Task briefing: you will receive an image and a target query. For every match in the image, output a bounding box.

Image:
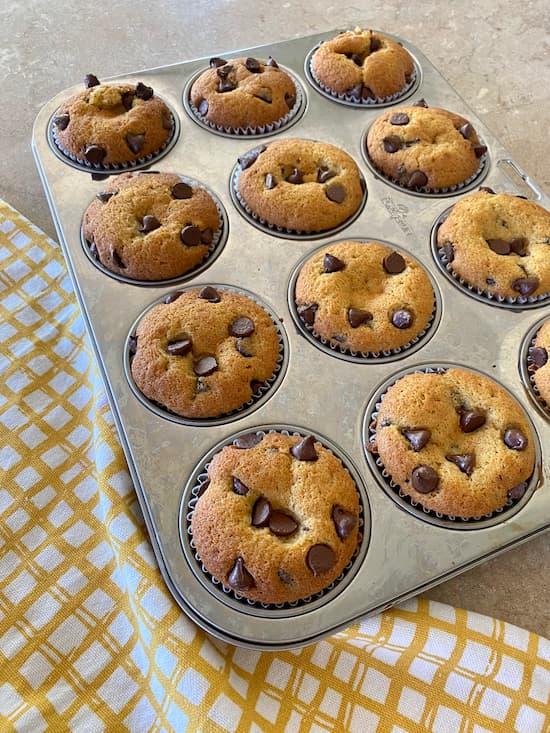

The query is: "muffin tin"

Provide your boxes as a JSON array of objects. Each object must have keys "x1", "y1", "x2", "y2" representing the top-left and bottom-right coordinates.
[{"x1": 32, "y1": 29, "x2": 550, "y2": 650}]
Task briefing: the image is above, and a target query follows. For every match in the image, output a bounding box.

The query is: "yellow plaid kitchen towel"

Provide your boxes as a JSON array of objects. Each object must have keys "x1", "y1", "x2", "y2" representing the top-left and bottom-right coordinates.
[{"x1": 0, "y1": 198, "x2": 549, "y2": 733}]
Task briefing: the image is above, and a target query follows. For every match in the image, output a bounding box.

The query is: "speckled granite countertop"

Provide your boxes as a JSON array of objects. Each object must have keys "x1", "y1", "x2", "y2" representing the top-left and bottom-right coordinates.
[{"x1": 2, "y1": 0, "x2": 549, "y2": 636}]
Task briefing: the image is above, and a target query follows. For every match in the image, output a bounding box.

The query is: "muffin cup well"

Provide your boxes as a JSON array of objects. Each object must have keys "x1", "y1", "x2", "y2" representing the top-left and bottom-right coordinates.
[
  {"x1": 124, "y1": 285, "x2": 288, "y2": 426},
  {"x1": 431, "y1": 205, "x2": 550, "y2": 309},
  {"x1": 519, "y1": 317, "x2": 550, "y2": 419},
  {"x1": 362, "y1": 364, "x2": 541, "y2": 529},
  {"x1": 180, "y1": 426, "x2": 369, "y2": 615},
  {"x1": 183, "y1": 65, "x2": 306, "y2": 138},
  {"x1": 81, "y1": 175, "x2": 229, "y2": 286}
]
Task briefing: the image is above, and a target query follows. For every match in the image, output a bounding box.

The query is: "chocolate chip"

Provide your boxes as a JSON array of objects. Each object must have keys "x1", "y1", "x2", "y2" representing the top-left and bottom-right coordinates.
[
  {"x1": 297, "y1": 303, "x2": 318, "y2": 326},
  {"x1": 459, "y1": 409, "x2": 486, "y2": 433},
  {"x1": 446, "y1": 453, "x2": 475, "y2": 475},
  {"x1": 135, "y1": 82, "x2": 154, "y2": 100},
  {"x1": 285, "y1": 92, "x2": 296, "y2": 108},
  {"x1": 245, "y1": 57, "x2": 262, "y2": 73},
  {"x1": 486, "y1": 278, "x2": 496, "y2": 285},
  {"x1": 121, "y1": 91, "x2": 135, "y2": 111},
  {"x1": 180, "y1": 225, "x2": 202, "y2": 246},
  {"x1": 347, "y1": 308, "x2": 373, "y2": 328},
  {"x1": 230, "y1": 317, "x2": 255, "y2": 337},
  {"x1": 278, "y1": 569, "x2": 293, "y2": 585},
  {"x1": 126, "y1": 133, "x2": 145, "y2": 155},
  {"x1": 232, "y1": 477, "x2": 249, "y2": 495},
  {"x1": 411, "y1": 465, "x2": 439, "y2": 493},
  {"x1": 218, "y1": 78, "x2": 236, "y2": 93},
  {"x1": 459, "y1": 122, "x2": 474, "y2": 140},
  {"x1": 201, "y1": 228, "x2": 213, "y2": 245},
  {"x1": 198, "y1": 98, "x2": 208, "y2": 116},
  {"x1": 139, "y1": 215, "x2": 161, "y2": 233},
  {"x1": 383, "y1": 135, "x2": 402, "y2": 153},
  {"x1": 317, "y1": 167, "x2": 337, "y2": 184},
  {"x1": 508, "y1": 482, "x2": 528, "y2": 501},
  {"x1": 383, "y1": 251, "x2": 406, "y2": 274},
  {"x1": 325, "y1": 183, "x2": 346, "y2": 203},
  {"x1": 286, "y1": 168, "x2": 303, "y2": 184},
  {"x1": 487, "y1": 238, "x2": 511, "y2": 255},
  {"x1": 196, "y1": 477, "x2": 210, "y2": 497},
  {"x1": 443, "y1": 242, "x2": 455, "y2": 263},
  {"x1": 390, "y1": 112, "x2": 409, "y2": 125},
  {"x1": 348, "y1": 53, "x2": 363, "y2": 66},
  {"x1": 112, "y1": 250, "x2": 126, "y2": 269},
  {"x1": 161, "y1": 111, "x2": 172, "y2": 130},
  {"x1": 228, "y1": 557, "x2": 254, "y2": 591},
  {"x1": 474, "y1": 145, "x2": 487, "y2": 158},
  {"x1": 290, "y1": 435, "x2": 318, "y2": 461},
  {"x1": 269, "y1": 511, "x2": 298, "y2": 537},
  {"x1": 236, "y1": 338, "x2": 253, "y2": 357},
  {"x1": 84, "y1": 145, "x2": 106, "y2": 164},
  {"x1": 370, "y1": 35, "x2": 381, "y2": 52},
  {"x1": 407, "y1": 170, "x2": 428, "y2": 188},
  {"x1": 193, "y1": 356, "x2": 218, "y2": 376},
  {"x1": 323, "y1": 253, "x2": 345, "y2": 273},
  {"x1": 331, "y1": 334, "x2": 347, "y2": 343},
  {"x1": 84, "y1": 74, "x2": 100, "y2": 88},
  {"x1": 89, "y1": 241, "x2": 99, "y2": 260},
  {"x1": 255, "y1": 88, "x2": 272, "y2": 103},
  {"x1": 53, "y1": 113, "x2": 70, "y2": 130},
  {"x1": 402, "y1": 428, "x2": 431, "y2": 451},
  {"x1": 167, "y1": 338, "x2": 192, "y2": 356},
  {"x1": 530, "y1": 346, "x2": 548, "y2": 369},
  {"x1": 332, "y1": 505, "x2": 357, "y2": 539},
  {"x1": 164, "y1": 291, "x2": 183, "y2": 304},
  {"x1": 265, "y1": 173, "x2": 276, "y2": 189},
  {"x1": 479, "y1": 186, "x2": 495, "y2": 194},
  {"x1": 307, "y1": 544, "x2": 336, "y2": 576},
  {"x1": 250, "y1": 380, "x2": 263, "y2": 394},
  {"x1": 238, "y1": 146, "x2": 266, "y2": 170},
  {"x1": 266, "y1": 56, "x2": 279, "y2": 68},
  {"x1": 512, "y1": 276, "x2": 539, "y2": 296},
  {"x1": 172, "y1": 182, "x2": 193, "y2": 199},
  {"x1": 391, "y1": 309, "x2": 413, "y2": 329},
  {"x1": 510, "y1": 237, "x2": 528, "y2": 256},
  {"x1": 413, "y1": 98, "x2": 428, "y2": 107},
  {"x1": 96, "y1": 191, "x2": 114, "y2": 203},
  {"x1": 234, "y1": 433, "x2": 263, "y2": 449},
  {"x1": 210, "y1": 57, "x2": 227, "y2": 68},
  {"x1": 503, "y1": 428, "x2": 528, "y2": 451},
  {"x1": 128, "y1": 335, "x2": 138, "y2": 354},
  {"x1": 252, "y1": 497, "x2": 271, "y2": 526},
  {"x1": 198, "y1": 286, "x2": 220, "y2": 302}
]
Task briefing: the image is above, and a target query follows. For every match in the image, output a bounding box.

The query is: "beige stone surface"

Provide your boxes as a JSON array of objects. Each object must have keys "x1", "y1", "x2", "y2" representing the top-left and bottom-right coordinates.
[{"x1": 1, "y1": 1, "x2": 549, "y2": 636}]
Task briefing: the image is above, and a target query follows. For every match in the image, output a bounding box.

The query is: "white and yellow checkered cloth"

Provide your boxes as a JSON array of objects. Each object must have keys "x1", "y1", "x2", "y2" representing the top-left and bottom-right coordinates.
[{"x1": 0, "y1": 199, "x2": 549, "y2": 733}]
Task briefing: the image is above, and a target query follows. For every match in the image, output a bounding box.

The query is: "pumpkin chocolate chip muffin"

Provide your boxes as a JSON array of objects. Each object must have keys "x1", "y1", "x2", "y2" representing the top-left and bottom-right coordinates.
[
  {"x1": 189, "y1": 55, "x2": 298, "y2": 132},
  {"x1": 437, "y1": 189, "x2": 550, "y2": 300},
  {"x1": 235, "y1": 138, "x2": 365, "y2": 232},
  {"x1": 370, "y1": 368, "x2": 535, "y2": 518},
  {"x1": 190, "y1": 431, "x2": 360, "y2": 604},
  {"x1": 366, "y1": 103, "x2": 486, "y2": 191},
  {"x1": 52, "y1": 73, "x2": 173, "y2": 167},
  {"x1": 130, "y1": 287, "x2": 280, "y2": 418},
  {"x1": 82, "y1": 172, "x2": 221, "y2": 281},
  {"x1": 294, "y1": 240, "x2": 435, "y2": 353}
]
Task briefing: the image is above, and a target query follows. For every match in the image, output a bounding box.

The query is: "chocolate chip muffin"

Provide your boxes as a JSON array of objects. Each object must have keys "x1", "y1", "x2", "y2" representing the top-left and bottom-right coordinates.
[
  {"x1": 529, "y1": 318, "x2": 550, "y2": 406},
  {"x1": 295, "y1": 241, "x2": 435, "y2": 353},
  {"x1": 52, "y1": 74, "x2": 173, "y2": 167},
  {"x1": 236, "y1": 138, "x2": 365, "y2": 232},
  {"x1": 82, "y1": 172, "x2": 221, "y2": 281},
  {"x1": 189, "y1": 56, "x2": 298, "y2": 132},
  {"x1": 366, "y1": 103, "x2": 487, "y2": 191},
  {"x1": 190, "y1": 431, "x2": 360, "y2": 603},
  {"x1": 370, "y1": 368, "x2": 535, "y2": 518},
  {"x1": 130, "y1": 287, "x2": 281, "y2": 418},
  {"x1": 437, "y1": 189, "x2": 550, "y2": 300},
  {"x1": 311, "y1": 28, "x2": 415, "y2": 101}
]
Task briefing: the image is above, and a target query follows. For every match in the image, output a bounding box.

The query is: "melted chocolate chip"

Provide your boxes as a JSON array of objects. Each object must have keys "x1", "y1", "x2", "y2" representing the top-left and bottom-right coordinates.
[
  {"x1": 265, "y1": 173, "x2": 276, "y2": 189},
  {"x1": 325, "y1": 183, "x2": 346, "y2": 203},
  {"x1": 232, "y1": 477, "x2": 249, "y2": 495},
  {"x1": 277, "y1": 568, "x2": 293, "y2": 585},
  {"x1": 446, "y1": 453, "x2": 475, "y2": 475},
  {"x1": 402, "y1": 428, "x2": 431, "y2": 452},
  {"x1": 474, "y1": 145, "x2": 487, "y2": 158},
  {"x1": 218, "y1": 78, "x2": 236, "y2": 93},
  {"x1": 307, "y1": 544, "x2": 336, "y2": 576},
  {"x1": 230, "y1": 317, "x2": 255, "y2": 337},
  {"x1": 443, "y1": 241, "x2": 455, "y2": 263},
  {"x1": 407, "y1": 170, "x2": 428, "y2": 188},
  {"x1": 96, "y1": 191, "x2": 114, "y2": 203},
  {"x1": 197, "y1": 478, "x2": 210, "y2": 497},
  {"x1": 383, "y1": 251, "x2": 406, "y2": 274},
  {"x1": 193, "y1": 356, "x2": 218, "y2": 376},
  {"x1": 459, "y1": 122, "x2": 474, "y2": 140},
  {"x1": 269, "y1": 511, "x2": 298, "y2": 537},
  {"x1": 347, "y1": 308, "x2": 373, "y2": 328},
  {"x1": 413, "y1": 98, "x2": 428, "y2": 107},
  {"x1": 238, "y1": 146, "x2": 266, "y2": 170},
  {"x1": 508, "y1": 482, "x2": 528, "y2": 501},
  {"x1": 297, "y1": 303, "x2": 318, "y2": 326},
  {"x1": 126, "y1": 133, "x2": 145, "y2": 155},
  {"x1": 510, "y1": 237, "x2": 528, "y2": 256},
  {"x1": 332, "y1": 505, "x2": 357, "y2": 539},
  {"x1": 228, "y1": 557, "x2": 254, "y2": 591},
  {"x1": 121, "y1": 91, "x2": 135, "y2": 111},
  {"x1": 112, "y1": 250, "x2": 126, "y2": 269},
  {"x1": 255, "y1": 88, "x2": 272, "y2": 103},
  {"x1": 128, "y1": 335, "x2": 138, "y2": 354},
  {"x1": 323, "y1": 253, "x2": 345, "y2": 273},
  {"x1": 479, "y1": 186, "x2": 495, "y2": 194},
  {"x1": 390, "y1": 112, "x2": 409, "y2": 125},
  {"x1": 285, "y1": 92, "x2": 296, "y2": 108},
  {"x1": 383, "y1": 135, "x2": 402, "y2": 153},
  {"x1": 317, "y1": 166, "x2": 337, "y2": 183},
  {"x1": 512, "y1": 276, "x2": 539, "y2": 296},
  {"x1": 198, "y1": 286, "x2": 220, "y2": 302},
  {"x1": 84, "y1": 73, "x2": 100, "y2": 88},
  {"x1": 287, "y1": 167, "x2": 303, "y2": 184},
  {"x1": 216, "y1": 64, "x2": 233, "y2": 78},
  {"x1": 167, "y1": 338, "x2": 192, "y2": 356},
  {"x1": 180, "y1": 225, "x2": 202, "y2": 246},
  {"x1": 135, "y1": 82, "x2": 154, "y2": 100},
  {"x1": 245, "y1": 57, "x2": 262, "y2": 73},
  {"x1": 210, "y1": 57, "x2": 227, "y2": 68},
  {"x1": 236, "y1": 338, "x2": 253, "y2": 357},
  {"x1": 348, "y1": 53, "x2": 363, "y2": 66},
  {"x1": 411, "y1": 465, "x2": 439, "y2": 493},
  {"x1": 290, "y1": 435, "x2": 318, "y2": 461},
  {"x1": 252, "y1": 497, "x2": 271, "y2": 526},
  {"x1": 391, "y1": 309, "x2": 413, "y2": 329},
  {"x1": 486, "y1": 278, "x2": 496, "y2": 286},
  {"x1": 503, "y1": 428, "x2": 528, "y2": 451},
  {"x1": 370, "y1": 35, "x2": 381, "y2": 52},
  {"x1": 459, "y1": 409, "x2": 486, "y2": 433},
  {"x1": 139, "y1": 215, "x2": 161, "y2": 233},
  {"x1": 164, "y1": 291, "x2": 183, "y2": 304},
  {"x1": 84, "y1": 145, "x2": 106, "y2": 164},
  {"x1": 161, "y1": 111, "x2": 173, "y2": 130},
  {"x1": 172, "y1": 182, "x2": 193, "y2": 199},
  {"x1": 53, "y1": 113, "x2": 70, "y2": 130},
  {"x1": 234, "y1": 433, "x2": 263, "y2": 449},
  {"x1": 487, "y1": 238, "x2": 511, "y2": 255},
  {"x1": 530, "y1": 346, "x2": 548, "y2": 369}
]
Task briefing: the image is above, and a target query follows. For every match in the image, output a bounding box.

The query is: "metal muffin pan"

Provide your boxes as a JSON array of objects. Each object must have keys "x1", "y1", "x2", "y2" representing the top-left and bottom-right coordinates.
[{"x1": 32, "y1": 29, "x2": 550, "y2": 650}]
